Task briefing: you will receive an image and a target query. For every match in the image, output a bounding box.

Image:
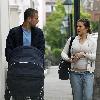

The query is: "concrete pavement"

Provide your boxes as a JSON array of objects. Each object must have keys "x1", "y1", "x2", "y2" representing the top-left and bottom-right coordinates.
[{"x1": 44, "y1": 66, "x2": 73, "y2": 100}]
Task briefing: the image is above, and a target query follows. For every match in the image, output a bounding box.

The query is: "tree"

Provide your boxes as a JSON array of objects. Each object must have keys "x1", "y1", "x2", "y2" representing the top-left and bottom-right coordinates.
[
  {"x1": 43, "y1": 0, "x2": 67, "y2": 65},
  {"x1": 44, "y1": 0, "x2": 66, "y2": 50},
  {"x1": 91, "y1": 21, "x2": 99, "y2": 32}
]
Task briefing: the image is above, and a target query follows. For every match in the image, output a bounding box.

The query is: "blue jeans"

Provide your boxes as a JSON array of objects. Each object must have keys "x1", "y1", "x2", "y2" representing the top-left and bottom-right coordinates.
[{"x1": 70, "y1": 71, "x2": 94, "y2": 100}]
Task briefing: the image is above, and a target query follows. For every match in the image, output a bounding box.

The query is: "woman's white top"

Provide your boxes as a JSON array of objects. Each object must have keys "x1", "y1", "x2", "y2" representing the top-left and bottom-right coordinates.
[{"x1": 61, "y1": 34, "x2": 97, "y2": 73}]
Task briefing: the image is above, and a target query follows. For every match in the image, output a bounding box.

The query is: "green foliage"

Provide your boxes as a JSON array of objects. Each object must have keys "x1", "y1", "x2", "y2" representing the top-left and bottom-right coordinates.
[
  {"x1": 45, "y1": 47, "x2": 62, "y2": 65},
  {"x1": 52, "y1": 48, "x2": 62, "y2": 59},
  {"x1": 51, "y1": 48, "x2": 62, "y2": 65},
  {"x1": 91, "y1": 21, "x2": 99, "y2": 32},
  {"x1": 44, "y1": 0, "x2": 66, "y2": 50},
  {"x1": 43, "y1": 0, "x2": 66, "y2": 65},
  {"x1": 80, "y1": 12, "x2": 91, "y2": 19}
]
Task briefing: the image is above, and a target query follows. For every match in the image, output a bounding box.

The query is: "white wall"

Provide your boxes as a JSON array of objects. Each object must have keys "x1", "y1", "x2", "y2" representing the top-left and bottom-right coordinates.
[
  {"x1": 17, "y1": 0, "x2": 31, "y2": 25},
  {"x1": 9, "y1": 5, "x2": 19, "y2": 28},
  {"x1": 37, "y1": 0, "x2": 46, "y2": 29},
  {"x1": 9, "y1": 0, "x2": 46, "y2": 29},
  {"x1": 0, "y1": 0, "x2": 9, "y2": 99},
  {"x1": 18, "y1": 0, "x2": 46, "y2": 29},
  {"x1": 9, "y1": 0, "x2": 31, "y2": 27}
]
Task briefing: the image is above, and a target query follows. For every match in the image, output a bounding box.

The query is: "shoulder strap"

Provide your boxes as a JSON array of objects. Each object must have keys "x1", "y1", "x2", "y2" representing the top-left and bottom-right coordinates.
[{"x1": 68, "y1": 37, "x2": 75, "y2": 57}]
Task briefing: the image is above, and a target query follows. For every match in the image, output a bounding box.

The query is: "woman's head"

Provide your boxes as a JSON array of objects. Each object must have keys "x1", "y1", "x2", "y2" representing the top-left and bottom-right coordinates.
[{"x1": 77, "y1": 18, "x2": 91, "y2": 36}]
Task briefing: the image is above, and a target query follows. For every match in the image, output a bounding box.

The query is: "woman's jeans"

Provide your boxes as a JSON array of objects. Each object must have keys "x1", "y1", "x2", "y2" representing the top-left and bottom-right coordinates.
[{"x1": 70, "y1": 71, "x2": 94, "y2": 100}]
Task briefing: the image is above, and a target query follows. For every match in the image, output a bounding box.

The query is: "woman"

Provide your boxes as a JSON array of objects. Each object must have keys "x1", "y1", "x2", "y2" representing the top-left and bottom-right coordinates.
[{"x1": 61, "y1": 18, "x2": 97, "y2": 100}]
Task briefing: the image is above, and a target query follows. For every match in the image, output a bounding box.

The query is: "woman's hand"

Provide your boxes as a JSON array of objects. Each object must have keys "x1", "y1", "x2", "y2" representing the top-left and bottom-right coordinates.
[
  {"x1": 71, "y1": 55, "x2": 79, "y2": 62},
  {"x1": 67, "y1": 56, "x2": 79, "y2": 63},
  {"x1": 71, "y1": 52, "x2": 86, "y2": 62},
  {"x1": 75, "y1": 52, "x2": 86, "y2": 58},
  {"x1": 67, "y1": 52, "x2": 86, "y2": 63},
  {"x1": 67, "y1": 58, "x2": 75, "y2": 63}
]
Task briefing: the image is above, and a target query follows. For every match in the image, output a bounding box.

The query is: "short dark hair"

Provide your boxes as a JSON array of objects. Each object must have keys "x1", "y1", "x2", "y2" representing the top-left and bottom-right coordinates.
[
  {"x1": 24, "y1": 8, "x2": 38, "y2": 21},
  {"x1": 77, "y1": 18, "x2": 92, "y2": 34}
]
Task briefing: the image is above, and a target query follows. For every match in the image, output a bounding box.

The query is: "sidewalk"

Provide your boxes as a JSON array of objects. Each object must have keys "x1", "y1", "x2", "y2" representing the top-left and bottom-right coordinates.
[
  {"x1": 44, "y1": 66, "x2": 73, "y2": 100},
  {"x1": 44, "y1": 69, "x2": 48, "y2": 75}
]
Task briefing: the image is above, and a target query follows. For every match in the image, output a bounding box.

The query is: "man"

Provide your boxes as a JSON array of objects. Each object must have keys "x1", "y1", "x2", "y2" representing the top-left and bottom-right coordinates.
[{"x1": 5, "y1": 8, "x2": 45, "y2": 100}]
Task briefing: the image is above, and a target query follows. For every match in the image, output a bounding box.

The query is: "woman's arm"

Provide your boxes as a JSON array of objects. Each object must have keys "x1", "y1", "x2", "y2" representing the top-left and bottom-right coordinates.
[
  {"x1": 61, "y1": 37, "x2": 71, "y2": 61},
  {"x1": 84, "y1": 41, "x2": 97, "y2": 61}
]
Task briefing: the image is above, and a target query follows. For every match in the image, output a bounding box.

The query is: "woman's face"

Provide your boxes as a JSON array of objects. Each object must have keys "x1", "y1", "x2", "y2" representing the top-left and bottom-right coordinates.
[{"x1": 77, "y1": 21, "x2": 88, "y2": 36}]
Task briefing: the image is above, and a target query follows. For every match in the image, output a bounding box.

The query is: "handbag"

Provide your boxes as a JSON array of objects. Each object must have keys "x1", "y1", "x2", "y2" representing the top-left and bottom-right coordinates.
[{"x1": 58, "y1": 37, "x2": 75, "y2": 80}]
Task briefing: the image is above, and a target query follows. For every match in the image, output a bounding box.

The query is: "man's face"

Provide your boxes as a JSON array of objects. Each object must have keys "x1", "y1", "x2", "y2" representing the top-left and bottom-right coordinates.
[{"x1": 28, "y1": 13, "x2": 39, "y2": 27}]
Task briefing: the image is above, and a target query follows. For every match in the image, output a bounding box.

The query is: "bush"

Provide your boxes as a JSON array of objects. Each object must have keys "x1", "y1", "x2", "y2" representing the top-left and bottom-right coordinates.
[
  {"x1": 51, "y1": 48, "x2": 62, "y2": 65},
  {"x1": 45, "y1": 48, "x2": 62, "y2": 66}
]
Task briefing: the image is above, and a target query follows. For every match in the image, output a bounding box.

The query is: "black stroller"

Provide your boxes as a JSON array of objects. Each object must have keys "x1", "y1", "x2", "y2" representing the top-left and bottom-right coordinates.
[{"x1": 5, "y1": 46, "x2": 44, "y2": 100}]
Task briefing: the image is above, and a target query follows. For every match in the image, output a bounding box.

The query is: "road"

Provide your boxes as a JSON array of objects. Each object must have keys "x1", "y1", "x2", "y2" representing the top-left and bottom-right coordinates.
[{"x1": 44, "y1": 66, "x2": 73, "y2": 100}]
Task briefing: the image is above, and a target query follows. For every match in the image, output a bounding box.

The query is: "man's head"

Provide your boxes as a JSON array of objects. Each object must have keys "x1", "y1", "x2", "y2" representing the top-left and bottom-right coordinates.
[{"x1": 24, "y1": 8, "x2": 39, "y2": 27}]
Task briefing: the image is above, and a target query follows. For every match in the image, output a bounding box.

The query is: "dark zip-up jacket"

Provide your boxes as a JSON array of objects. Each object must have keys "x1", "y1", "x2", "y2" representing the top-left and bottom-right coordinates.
[{"x1": 5, "y1": 25, "x2": 45, "y2": 62}]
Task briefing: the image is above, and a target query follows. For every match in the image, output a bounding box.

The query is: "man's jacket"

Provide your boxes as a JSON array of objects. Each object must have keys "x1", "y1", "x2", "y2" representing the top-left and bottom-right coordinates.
[{"x1": 5, "y1": 25, "x2": 45, "y2": 62}]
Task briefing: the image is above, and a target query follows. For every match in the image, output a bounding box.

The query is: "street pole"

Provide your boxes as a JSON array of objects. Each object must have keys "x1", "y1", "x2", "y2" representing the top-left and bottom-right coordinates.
[
  {"x1": 74, "y1": 0, "x2": 80, "y2": 35},
  {"x1": 70, "y1": 14, "x2": 73, "y2": 36},
  {"x1": 63, "y1": 0, "x2": 72, "y2": 37},
  {"x1": 68, "y1": 15, "x2": 71, "y2": 37}
]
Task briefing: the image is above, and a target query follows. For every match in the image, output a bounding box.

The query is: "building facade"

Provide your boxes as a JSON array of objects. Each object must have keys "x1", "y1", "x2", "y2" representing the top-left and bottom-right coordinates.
[
  {"x1": 82, "y1": 0, "x2": 100, "y2": 21},
  {"x1": 0, "y1": 0, "x2": 9, "y2": 99},
  {"x1": 9, "y1": 0, "x2": 46, "y2": 29},
  {"x1": 90, "y1": 0, "x2": 100, "y2": 21},
  {"x1": 45, "y1": 0, "x2": 56, "y2": 17}
]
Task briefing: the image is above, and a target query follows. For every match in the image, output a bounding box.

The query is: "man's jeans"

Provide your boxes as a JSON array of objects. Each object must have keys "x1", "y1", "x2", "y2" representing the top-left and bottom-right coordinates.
[{"x1": 70, "y1": 71, "x2": 94, "y2": 100}]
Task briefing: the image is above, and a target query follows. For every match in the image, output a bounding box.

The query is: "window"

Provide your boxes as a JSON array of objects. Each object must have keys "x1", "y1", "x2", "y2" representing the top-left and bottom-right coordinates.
[{"x1": 46, "y1": 5, "x2": 52, "y2": 12}]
